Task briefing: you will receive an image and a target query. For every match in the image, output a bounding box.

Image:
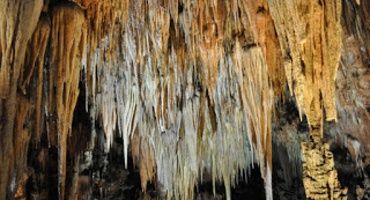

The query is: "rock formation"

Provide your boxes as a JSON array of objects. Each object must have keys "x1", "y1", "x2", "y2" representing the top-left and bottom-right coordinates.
[{"x1": 0, "y1": 0, "x2": 369, "y2": 199}]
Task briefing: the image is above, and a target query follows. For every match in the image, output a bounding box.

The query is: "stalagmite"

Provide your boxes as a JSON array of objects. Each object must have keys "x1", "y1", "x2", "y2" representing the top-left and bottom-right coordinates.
[
  {"x1": 301, "y1": 139, "x2": 347, "y2": 199},
  {"x1": 267, "y1": 0, "x2": 347, "y2": 198}
]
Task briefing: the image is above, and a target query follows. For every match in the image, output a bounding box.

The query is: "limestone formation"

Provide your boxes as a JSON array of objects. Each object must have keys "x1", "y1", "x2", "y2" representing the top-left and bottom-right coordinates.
[{"x1": 0, "y1": 0, "x2": 369, "y2": 199}]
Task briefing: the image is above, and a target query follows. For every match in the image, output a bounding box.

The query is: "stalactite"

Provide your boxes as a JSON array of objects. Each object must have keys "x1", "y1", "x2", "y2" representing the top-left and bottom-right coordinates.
[
  {"x1": 131, "y1": 133, "x2": 156, "y2": 192},
  {"x1": 20, "y1": 15, "x2": 51, "y2": 144},
  {"x1": 9, "y1": 13, "x2": 51, "y2": 199},
  {"x1": 233, "y1": 44, "x2": 273, "y2": 199},
  {"x1": 78, "y1": 1, "x2": 275, "y2": 199},
  {"x1": 267, "y1": 0, "x2": 347, "y2": 198},
  {"x1": 69, "y1": 0, "x2": 130, "y2": 155},
  {"x1": 1, "y1": 0, "x2": 370, "y2": 199},
  {"x1": 241, "y1": 0, "x2": 285, "y2": 97},
  {"x1": 267, "y1": 0, "x2": 342, "y2": 125},
  {"x1": 47, "y1": 3, "x2": 87, "y2": 199},
  {"x1": 0, "y1": 0, "x2": 43, "y2": 198},
  {"x1": 13, "y1": 97, "x2": 32, "y2": 182}
]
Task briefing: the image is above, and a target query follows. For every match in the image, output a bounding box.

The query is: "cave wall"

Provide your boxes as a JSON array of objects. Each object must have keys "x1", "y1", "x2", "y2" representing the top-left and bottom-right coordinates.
[{"x1": 0, "y1": 0, "x2": 369, "y2": 199}]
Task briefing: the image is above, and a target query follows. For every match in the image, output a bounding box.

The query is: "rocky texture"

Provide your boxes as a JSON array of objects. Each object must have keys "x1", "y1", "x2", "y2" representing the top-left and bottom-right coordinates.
[
  {"x1": 267, "y1": 0, "x2": 349, "y2": 198},
  {"x1": 0, "y1": 1, "x2": 44, "y2": 199},
  {"x1": 47, "y1": 4, "x2": 87, "y2": 199},
  {"x1": 326, "y1": 1, "x2": 370, "y2": 198},
  {"x1": 85, "y1": 1, "x2": 275, "y2": 199},
  {"x1": 0, "y1": 0, "x2": 369, "y2": 199},
  {"x1": 301, "y1": 141, "x2": 347, "y2": 199},
  {"x1": 268, "y1": 0, "x2": 342, "y2": 125}
]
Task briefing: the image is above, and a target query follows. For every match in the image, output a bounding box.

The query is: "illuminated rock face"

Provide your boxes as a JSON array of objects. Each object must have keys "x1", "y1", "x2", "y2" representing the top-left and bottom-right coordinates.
[
  {"x1": 301, "y1": 141, "x2": 347, "y2": 199},
  {"x1": 267, "y1": 1, "x2": 347, "y2": 199},
  {"x1": 0, "y1": 0, "x2": 369, "y2": 199}
]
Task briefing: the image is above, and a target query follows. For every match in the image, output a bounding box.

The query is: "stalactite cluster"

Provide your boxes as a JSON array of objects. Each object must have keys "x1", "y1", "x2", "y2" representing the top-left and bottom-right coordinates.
[
  {"x1": 0, "y1": 0, "x2": 44, "y2": 198},
  {"x1": 267, "y1": 0, "x2": 348, "y2": 198},
  {"x1": 0, "y1": 0, "x2": 369, "y2": 199},
  {"x1": 86, "y1": 1, "x2": 276, "y2": 198},
  {"x1": 268, "y1": 0, "x2": 342, "y2": 126},
  {"x1": 48, "y1": 4, "x2": 87, "y2": 199}
]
